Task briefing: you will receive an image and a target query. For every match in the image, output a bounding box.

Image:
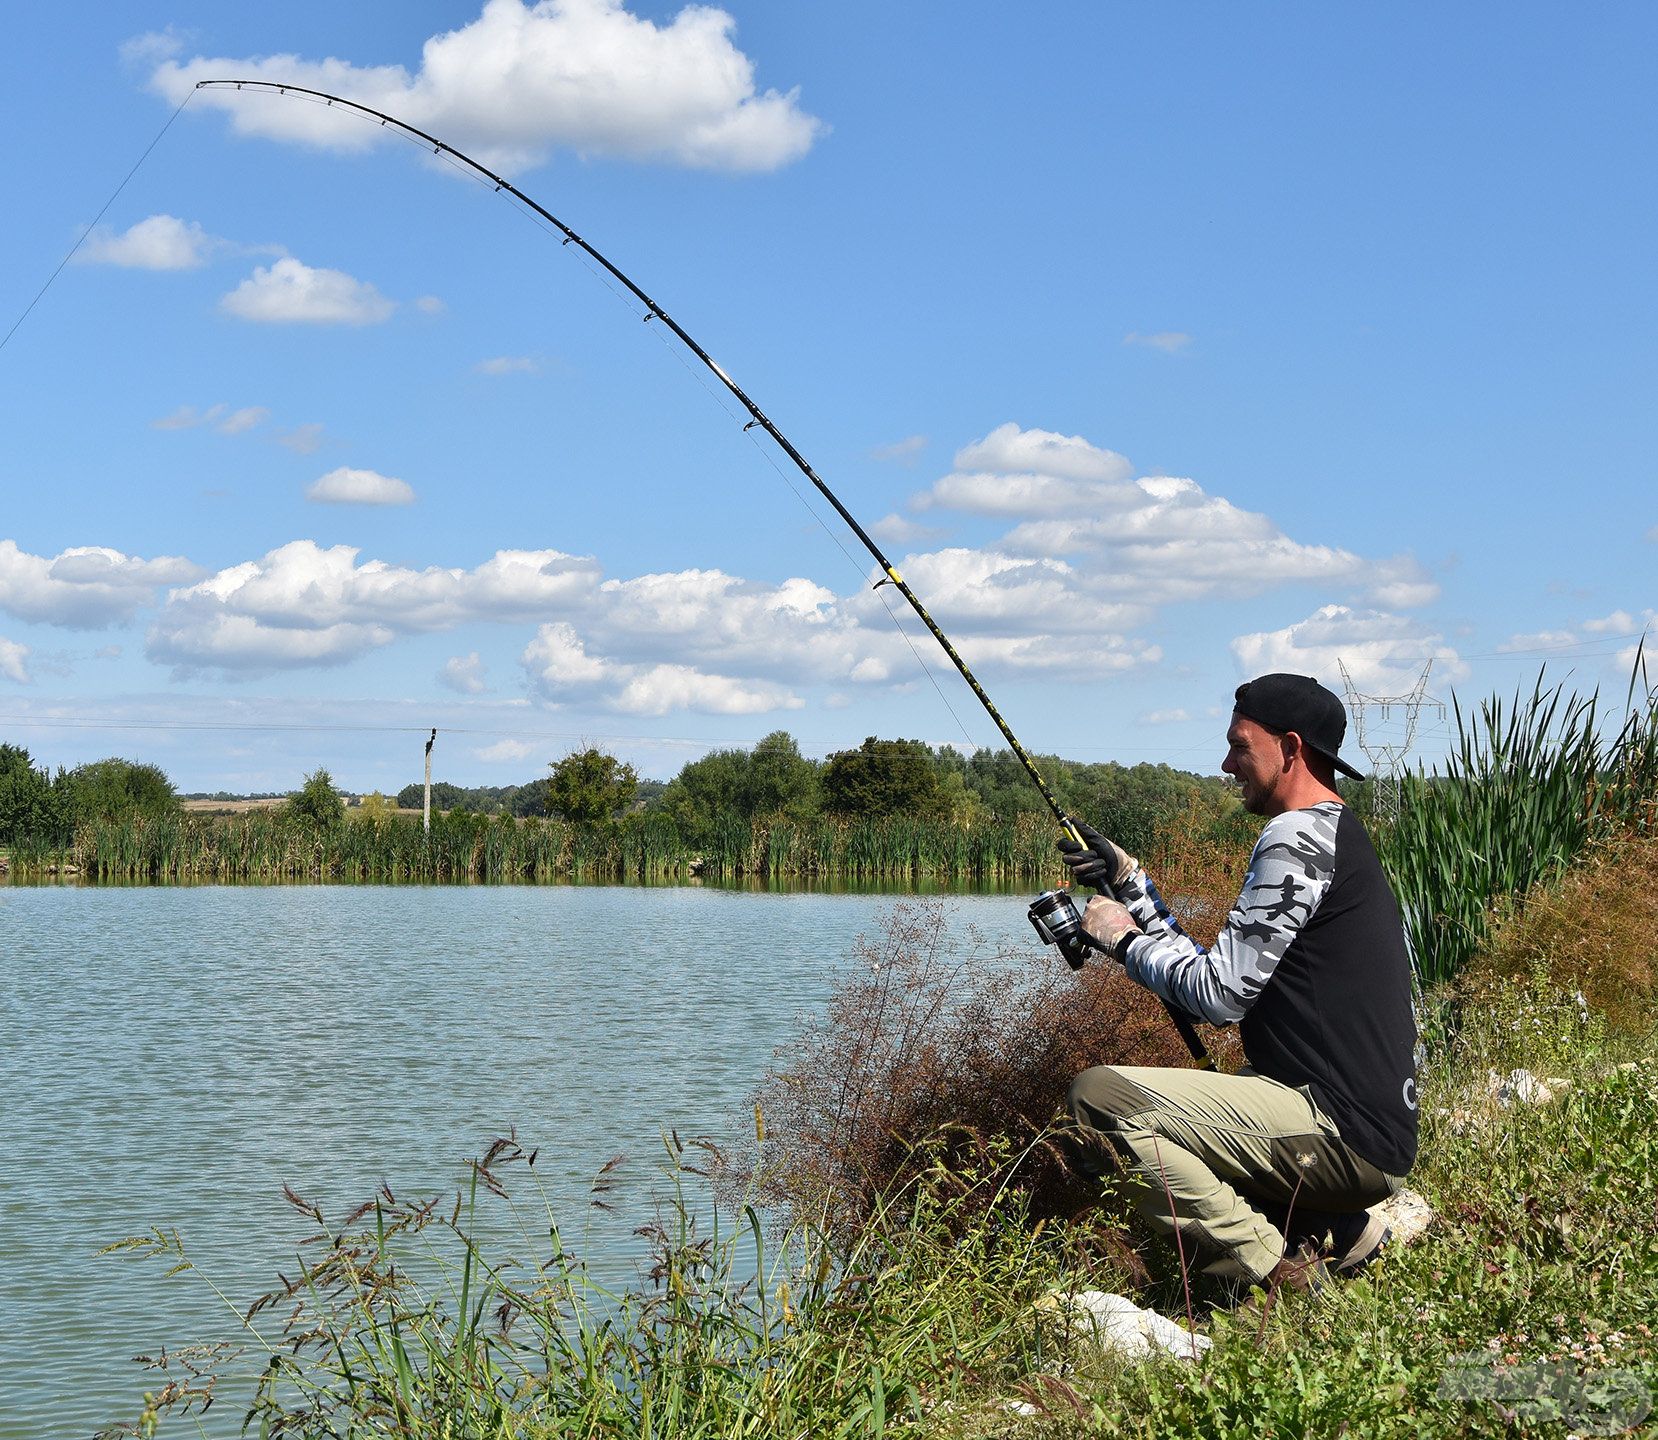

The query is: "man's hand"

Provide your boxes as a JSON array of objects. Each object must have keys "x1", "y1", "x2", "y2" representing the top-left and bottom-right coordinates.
[
  {"x1": 1082, "y1": 895, "x2": 1143, "y2": 963},
  {"x1": 1057, "y1": 819, "x2": 1139, "y2": 893}
]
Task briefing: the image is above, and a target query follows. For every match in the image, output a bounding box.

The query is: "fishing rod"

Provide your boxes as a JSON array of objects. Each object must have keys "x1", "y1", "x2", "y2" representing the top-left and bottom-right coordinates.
[{"x1": 193, "y1": 79, "x2": 1210, "y2": 1066}]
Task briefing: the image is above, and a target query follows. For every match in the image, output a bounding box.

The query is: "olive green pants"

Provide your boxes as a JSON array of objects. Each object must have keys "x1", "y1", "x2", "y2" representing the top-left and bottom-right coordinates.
[{"x1": 1069, "y1": 1064, "x2": 1404, "y2": 1284}]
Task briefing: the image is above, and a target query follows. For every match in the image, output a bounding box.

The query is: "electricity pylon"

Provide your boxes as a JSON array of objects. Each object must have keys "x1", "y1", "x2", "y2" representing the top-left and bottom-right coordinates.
[{"x1": 1338, "y1": 660, "x2": 1444, "y2": 820}]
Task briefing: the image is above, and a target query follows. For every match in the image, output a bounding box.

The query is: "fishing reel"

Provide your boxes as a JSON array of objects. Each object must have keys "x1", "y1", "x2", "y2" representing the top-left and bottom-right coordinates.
[{"x1": 1027, "y1": 889, "x2": 1108, "y2": 970}]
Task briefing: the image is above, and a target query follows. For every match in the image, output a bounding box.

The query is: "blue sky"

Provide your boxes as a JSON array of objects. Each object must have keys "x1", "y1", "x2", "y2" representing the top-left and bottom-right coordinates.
[{"x1": 2, "y1": 1, "x2": 1653, "y2": 795}]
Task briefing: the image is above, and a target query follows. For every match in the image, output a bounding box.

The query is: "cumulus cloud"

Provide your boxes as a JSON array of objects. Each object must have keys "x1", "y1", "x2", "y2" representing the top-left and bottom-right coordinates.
[
  {"x1": 522, "y1": 622, "x2": 801, "y2": 715},
  {"x1": 146, "y1": 0, "x2": 824, "y2": 173},
  {"x1": 145, "y1": 540, "x2": 605, "y2": 674},
  {"x1": 78, "y1": 213, "x2": 223, "y2": 270},
  {"x1": 0, "y1": 540, "x2": 201, "y2": 630},
  {"x1": 0, "y1": 638, "x2": 30, "y2": 684},
  {"x1": 306, "y1": 467, "x2": 416, "y2": 505},
  {"x1": 1140, "y1": 708, "x2": 1191, "y2": 725},
  {"x1": 475, "y1": 355, "x2": 540, "y2": 375},
  {"x1": 1123, "y1": 331, "x2": 1193, "y2": 353},
  {"x1": 1230, "y1": 604, "x2": 1465, "y2": 693},
  {"x1": 905, "y1": 425, "x2": 1438, "y2": 610},
  {"x1": 220, "y1": 257, "x2": 397, "y2": 325},
  {"x1": 475, "y1": 737, "x2": 537, "y2": 762},
  {"x1": 441, "y1": 651, "x2": 488, "y2": 693}
]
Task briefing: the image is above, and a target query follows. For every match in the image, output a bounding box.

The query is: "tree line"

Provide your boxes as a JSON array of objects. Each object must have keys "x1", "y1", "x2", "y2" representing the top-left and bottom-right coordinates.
[{"x1": 3, "y1": 731, "x2": 1252, "y2": 860}]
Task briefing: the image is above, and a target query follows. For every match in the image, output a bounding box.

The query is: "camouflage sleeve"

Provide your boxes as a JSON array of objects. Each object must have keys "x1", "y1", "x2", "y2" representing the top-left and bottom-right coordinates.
[{"x1": 1117, "y1": 804, "x2": 1341, "y2": 1026}]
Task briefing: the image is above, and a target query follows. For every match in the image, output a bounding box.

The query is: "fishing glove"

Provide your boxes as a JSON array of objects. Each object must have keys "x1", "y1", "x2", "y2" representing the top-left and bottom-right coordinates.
[
  {"x1": 1057, "y1": 819, "x2": 1138, "y2": 893},
  {"x1": 1082, "y1": 896, "x2": 1143, "y2": 964}
]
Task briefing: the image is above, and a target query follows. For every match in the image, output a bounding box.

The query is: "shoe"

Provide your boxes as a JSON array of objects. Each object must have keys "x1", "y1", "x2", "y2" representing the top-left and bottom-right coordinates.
[
  {"x1": 1330, "y1": 1213, "x2": 1390, "y2": 1276},
  {"x1": 1262, "y1": 1243, "x2": 1330, "y2": 1294}
]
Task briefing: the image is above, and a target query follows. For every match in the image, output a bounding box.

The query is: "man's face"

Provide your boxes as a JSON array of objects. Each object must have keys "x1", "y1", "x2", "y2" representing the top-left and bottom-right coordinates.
[{"x1": 1222, "y1": 712, "x2": 1288, "y2": 816}]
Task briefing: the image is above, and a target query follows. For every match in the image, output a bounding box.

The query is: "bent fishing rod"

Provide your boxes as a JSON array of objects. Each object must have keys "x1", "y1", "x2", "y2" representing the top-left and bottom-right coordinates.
[{"x1": 195, "y1": 79, "x2": 1210, "y2": 1066}]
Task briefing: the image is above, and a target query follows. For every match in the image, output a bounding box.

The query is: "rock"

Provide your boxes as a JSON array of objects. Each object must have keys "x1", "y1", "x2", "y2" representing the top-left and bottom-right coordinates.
[{"x1": 1371, "y1": 1186, "x2": 1435, "y2": 1245}]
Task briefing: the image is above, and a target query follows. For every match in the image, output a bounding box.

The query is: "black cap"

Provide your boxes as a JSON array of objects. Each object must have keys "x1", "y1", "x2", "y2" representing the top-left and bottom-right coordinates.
[{"x1": 1232, "y1": 673, "x2": 1366, "y2": 782}]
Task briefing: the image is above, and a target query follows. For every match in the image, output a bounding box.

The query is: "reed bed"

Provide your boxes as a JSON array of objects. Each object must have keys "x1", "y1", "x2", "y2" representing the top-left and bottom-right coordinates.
[
  {"x1": 1380, "y1": 668, "x2": 1658, "y2": 987},
  {"x1": 11, "y1": 809, "x2": 1072, "y2": 886}
]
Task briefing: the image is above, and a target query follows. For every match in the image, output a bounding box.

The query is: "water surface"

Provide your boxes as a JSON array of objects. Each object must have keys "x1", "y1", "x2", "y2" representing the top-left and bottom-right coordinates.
[{"x1": 1, "y1": 883, "x2": 1030, "y2": 1439}]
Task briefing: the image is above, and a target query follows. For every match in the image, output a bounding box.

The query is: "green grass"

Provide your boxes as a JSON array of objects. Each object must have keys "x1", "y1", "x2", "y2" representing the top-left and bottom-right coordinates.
[{"x1": 1379, "y1": 669, "x2": 1658, "y2": 987}]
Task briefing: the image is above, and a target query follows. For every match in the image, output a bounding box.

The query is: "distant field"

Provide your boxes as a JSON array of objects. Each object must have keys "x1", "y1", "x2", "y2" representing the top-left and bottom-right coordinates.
[{"x1": 181, "y1": 798, "x2": 287, "y2": 814}]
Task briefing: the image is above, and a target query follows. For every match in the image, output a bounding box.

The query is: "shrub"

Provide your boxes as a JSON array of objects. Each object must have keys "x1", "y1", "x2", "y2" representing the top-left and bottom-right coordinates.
[
  {"x1": 287, "y1": 767, "x2": 346, "y2": 831},
  {"x1": 1457, "y1": 829, "x2": 1658, "y2": 1033},
  {"x1": 731, "y1": 900, "x2": 1218, "y2": 1233}
]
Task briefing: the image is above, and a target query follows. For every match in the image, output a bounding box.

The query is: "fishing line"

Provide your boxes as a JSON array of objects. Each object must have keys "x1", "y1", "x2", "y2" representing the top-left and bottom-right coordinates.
[
  {"x1": 419, "y1": 125, "x2": 981, "y2": 748},
  {"x1": 0, "y1": 92, "x2": 196, "y2": 358}
]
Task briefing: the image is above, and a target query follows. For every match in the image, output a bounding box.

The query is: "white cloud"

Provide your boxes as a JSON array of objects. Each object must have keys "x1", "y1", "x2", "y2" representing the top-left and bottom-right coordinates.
[
  {"x1": 871, "y1": 434, "x2": 928, "y2": 464},
  {"x1": 1140, "y1": 708, "x2": 1191, "y2": 725},
  {"x1": 1584, "y1": 610, "x2": 1636, "y2": 634},
  {"x1": 522, "y1": 622, "x2": 801, "y2": 715},
  {"x1": 278, "y1": 422, "x2": 326, "y2": 454},
  {"x1": 441, "y1": 651, "x2": 488, "y2": 693},
  {"x1": 147, "y1": 0, "x2": 824, "y2": 173},
  {"x1": 869, "y1": 513, "x2": 947, "y2": 545},
  {"x1": 220, "y1": 257, "x2": 396, "y2": 325},
  {"x1": 0, "y1": 541, "x2": 202, "y2": 630},
  {"x1": 79, "y1": 214, "x2": 221, "y2": 270},
  {"x1": 1230, "y1": 605, "x2": 1465, "y2": 693},
  {"x1": 878, "y1": 548, "x2": 1145, "y2": 636},
  {"x1": 1123, "y1": 331, "x2": 1193, "y2": 353},
  {"x1": 145, "y1": 541, "x2": 605, "y2": 673},
  {"x1": 476, "y1": 355, "x2": 540, "y2": 375},
  {"x1": 306, "y1": 467, "x2": 416, "y2": 506},
  {"x1": 414, "y1": 295, "x2": 446, "y2": 315},
  {"x1": 1498, "y1": 609, "x2": 1656, "y2": 671},
  {"x1": 475, "y1": 737, "x2": 537, "y2": 762},
  {"x1": 0, "y1": 638, "x2": 30, "y2": 684},
  {"x1": 907, "y1": 423, "x2": 1439, "y2": 610},
  {"x1": 152, "y1": 403, "x2": 227, "y2": 431},
  {"x1": 953, "y1": 421, "x2": 1134, "y2": 485},
  {"x1": 217, "y1": 405, "x2": 270, "y2": 435}
]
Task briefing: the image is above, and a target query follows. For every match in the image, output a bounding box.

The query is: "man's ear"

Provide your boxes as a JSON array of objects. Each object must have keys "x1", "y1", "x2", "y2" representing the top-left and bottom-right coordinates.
[{"x1": 1280, "y1": 730, "x2": 1307, "y2": 769}]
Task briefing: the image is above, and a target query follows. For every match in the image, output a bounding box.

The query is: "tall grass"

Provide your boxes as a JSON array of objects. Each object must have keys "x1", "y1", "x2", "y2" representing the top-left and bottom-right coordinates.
[
  {"x1": 8, "y1": 809, "x2": 1089, "y2": 887},
  {"x1": 102, "y1": 1132, "x2": 1081, "y2": 1440},
  {"x1": 1381, "y1": 664, "x2": 1658, "y2": 987}
]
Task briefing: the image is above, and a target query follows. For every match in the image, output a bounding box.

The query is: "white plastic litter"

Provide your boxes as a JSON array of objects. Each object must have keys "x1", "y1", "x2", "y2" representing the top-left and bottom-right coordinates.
[
  {"x1": 1489, "y1": 1068, "x2": 1570, "y2": 1105},
  {"x1": 1038, "y1": 1289, "x2": 1211, "y2": 1362},
  {"x1": 1370, "y1": 1186, "x2": 1435, "y2": 1246}
]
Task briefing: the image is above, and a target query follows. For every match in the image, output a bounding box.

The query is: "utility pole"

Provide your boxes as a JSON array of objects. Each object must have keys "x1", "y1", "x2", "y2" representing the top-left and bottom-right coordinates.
[
  {"x1": 423, "y1": 728, "x2": 437, "y2": 833},
  {"x1": 1338, "y1": 661, "x2": 1443, "y2": 822}
]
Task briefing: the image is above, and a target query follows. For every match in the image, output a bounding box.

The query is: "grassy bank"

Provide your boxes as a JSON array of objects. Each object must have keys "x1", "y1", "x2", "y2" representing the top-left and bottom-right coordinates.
[{"x1": 105, "y1": 955, "x2": 1657, "y2": 1438}]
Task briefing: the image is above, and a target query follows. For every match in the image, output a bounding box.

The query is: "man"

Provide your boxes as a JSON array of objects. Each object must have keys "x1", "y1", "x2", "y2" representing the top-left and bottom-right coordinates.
[{"x1": 1064, "y1": 673, "x2": 1418, "y2": 1291}]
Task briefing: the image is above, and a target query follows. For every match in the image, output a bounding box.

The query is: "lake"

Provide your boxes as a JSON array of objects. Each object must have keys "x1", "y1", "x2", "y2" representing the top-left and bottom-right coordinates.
[{"x1": 0, "y1": 882, "x2": 1036, "y2": 1440}]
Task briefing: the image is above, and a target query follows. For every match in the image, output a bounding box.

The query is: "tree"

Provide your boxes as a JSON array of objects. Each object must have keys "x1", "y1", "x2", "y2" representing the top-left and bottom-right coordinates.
[
  {"x1": 821, "y1": 737, "x2": 946, "y2": 820},
  {"x1": 743, "y1": 730, "x2": 821, "y2": 819},
  {"x1": 0, "y1": 743, "x2": 66, "y2": 843},
  {"x1": 546, "y1": 747, "x2": 638, "y2": 827},
  {"x1": 288, "y1": 767, "x2": 346, "y2": 830},
  {"x1": 59, "y1": 757, "x2": 179, "y2": 822},
  {"x1": 357, "y1": 791, "x2": 394, "y2": 824}
]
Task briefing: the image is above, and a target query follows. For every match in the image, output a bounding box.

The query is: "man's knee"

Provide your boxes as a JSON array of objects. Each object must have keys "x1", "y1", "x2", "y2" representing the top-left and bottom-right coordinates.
[{"x1": 1069, "y1": 1064, "x2": 1159, "y2": 1131}]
